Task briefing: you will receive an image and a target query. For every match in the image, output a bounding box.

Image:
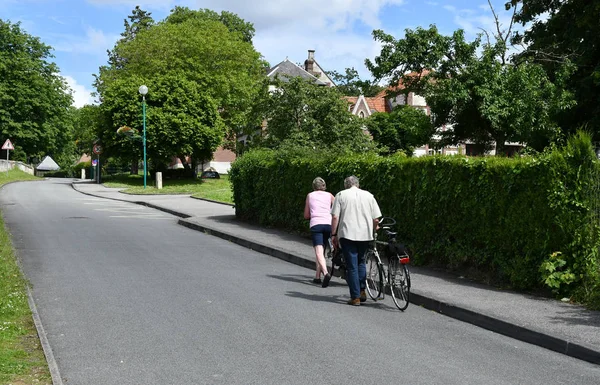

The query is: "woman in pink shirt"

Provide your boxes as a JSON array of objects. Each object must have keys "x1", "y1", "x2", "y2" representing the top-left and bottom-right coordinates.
[{"x1": 304, "y1": 177, "x2": 335, "y2": 287}]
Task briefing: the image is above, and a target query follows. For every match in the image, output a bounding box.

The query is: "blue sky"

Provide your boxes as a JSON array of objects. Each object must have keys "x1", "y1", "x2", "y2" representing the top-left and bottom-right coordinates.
[{"x1": 1, "y1": 0, "x2": 518, "y2": 107}]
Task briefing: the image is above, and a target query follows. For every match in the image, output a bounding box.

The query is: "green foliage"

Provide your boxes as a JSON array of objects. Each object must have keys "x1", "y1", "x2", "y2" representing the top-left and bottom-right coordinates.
[
  {"x1": 230, "y1": 132, "x2": 600, "y2": 308},
  {"x1": 250, "y1": 77, "x2": 376, "y2": 153},
  {"x1": 508, "y1": 0, "x2": 600, "y2": 140},
  {"x1": 366, "y1": 106, "x2": 435, "y2": 155},
  {"x1": 73, "y1": 105, "x2": 103, "y2": 156},
  {"x1": 326, "y1": 67, "x2": 384, "y2": 97},
  {"x1": 366, "y1": 25, "x2": 575, "y2": 153},
  {"x1": 0, "y1": 19, "x2": 74, "y2": 163},
  {"x1": 101, "y1": 73, "x2": 224, "y2": 168},
  {"x1": 166, "y1": 6, "x2": 255, "y2": 43},
  {"x1": 540, "y1": 252, "x2": 575, "y2": 290},
  {"x1": 96, "y1": 7, "x2": 264, "y2": 168}
]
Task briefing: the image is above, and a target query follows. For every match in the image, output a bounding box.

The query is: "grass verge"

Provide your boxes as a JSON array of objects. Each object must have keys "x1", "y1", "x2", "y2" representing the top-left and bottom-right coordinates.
[
  {"x1": 103, "y1": 173, "x2": 233, "y2": 204},
  {"x1": 0, "y1": 170, "x2": 51, "y2": 384}
]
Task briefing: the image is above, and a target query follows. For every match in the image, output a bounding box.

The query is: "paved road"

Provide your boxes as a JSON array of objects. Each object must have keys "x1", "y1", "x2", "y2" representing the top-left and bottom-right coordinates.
[{"x1": 2, "y1": 179, "x2": 599, "y2": 385}]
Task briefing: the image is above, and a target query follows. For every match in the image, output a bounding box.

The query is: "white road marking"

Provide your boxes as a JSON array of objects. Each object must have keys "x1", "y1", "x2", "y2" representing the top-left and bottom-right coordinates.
[{"x1": 109, "y1": 215, "x2": 170, "y2": 219}]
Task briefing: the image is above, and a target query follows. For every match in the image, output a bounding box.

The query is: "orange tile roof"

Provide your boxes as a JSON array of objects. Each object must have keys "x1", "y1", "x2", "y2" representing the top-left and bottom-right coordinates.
[
  {"x1": 378, "y1": 70, "x2": 431, "y2": 95},
  {"x1": 365, "y1": 96, "x2": 389, "y2": 113}
]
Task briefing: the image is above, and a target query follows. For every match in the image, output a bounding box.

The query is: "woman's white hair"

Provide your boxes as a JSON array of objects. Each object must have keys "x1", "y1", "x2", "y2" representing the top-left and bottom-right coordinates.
[
  {"x1": 312, "y1": 177, "x2": 326, "y2": 191},
  {"x1": 344, "y1": 175, "x2": 359, "y2": 189}
]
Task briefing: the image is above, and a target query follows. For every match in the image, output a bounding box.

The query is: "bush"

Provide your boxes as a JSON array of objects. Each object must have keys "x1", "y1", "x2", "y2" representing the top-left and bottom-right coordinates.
[
  {"x1": 230, "y1": 133, "x2": 600, "y2": 308},
  {"x1": 42, "y1": 170, "x2": 69, "y2": 177}
]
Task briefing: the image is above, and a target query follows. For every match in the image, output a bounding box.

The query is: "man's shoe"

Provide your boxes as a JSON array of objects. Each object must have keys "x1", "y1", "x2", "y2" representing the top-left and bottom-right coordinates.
[
  {"x1": 360, "y1": 290, "x2": 367, "y2": 302},
  {"x1": 347, "y1": 298, "x2": 361, "y2": 306},
  {"x1": 322, "y1": 274, "x2": 332, "y2": 288},
  {"x1": 312, "y1": 278, "x2": 322, "y2": 284}
]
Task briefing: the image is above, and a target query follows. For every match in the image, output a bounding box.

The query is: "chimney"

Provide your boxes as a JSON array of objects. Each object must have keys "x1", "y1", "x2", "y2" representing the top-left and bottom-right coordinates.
[{"x1": 304, "y1": 49, "x2": 315, "y2": 74}]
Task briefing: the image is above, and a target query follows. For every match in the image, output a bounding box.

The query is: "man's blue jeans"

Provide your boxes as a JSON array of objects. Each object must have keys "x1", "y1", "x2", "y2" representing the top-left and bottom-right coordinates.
[{"x1": 340, "y1": 238, "x2": 370, "y2": 299}]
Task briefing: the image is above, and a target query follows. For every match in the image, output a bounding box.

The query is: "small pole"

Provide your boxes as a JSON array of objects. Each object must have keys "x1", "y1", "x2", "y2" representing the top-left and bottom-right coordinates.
[
  {"x1": 97, "y1": 155, "x2": 101, "y2": 184},
  {"x1": 6, "y1": 149, "x2": 9, "y2": 176},
  {"x1": 143, "y1": 96, "x2": 147, "y2": 189}
]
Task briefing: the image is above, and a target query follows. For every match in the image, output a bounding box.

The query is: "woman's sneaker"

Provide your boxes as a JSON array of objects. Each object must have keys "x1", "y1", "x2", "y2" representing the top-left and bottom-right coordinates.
[{"x1": 322, "y1": 274, "x2": 332, "y2": 288}]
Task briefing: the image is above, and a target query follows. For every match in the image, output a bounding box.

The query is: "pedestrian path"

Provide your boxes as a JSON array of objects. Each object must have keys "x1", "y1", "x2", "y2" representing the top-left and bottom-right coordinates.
[{"x1": 72, "y1": 180, "x2": 600, "y2": 365}]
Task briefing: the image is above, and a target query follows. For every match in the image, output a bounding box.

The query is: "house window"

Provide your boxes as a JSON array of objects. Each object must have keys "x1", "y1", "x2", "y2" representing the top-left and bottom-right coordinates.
[{"x1": 359, "y1": 111, "x2": 365, "y2": 118}]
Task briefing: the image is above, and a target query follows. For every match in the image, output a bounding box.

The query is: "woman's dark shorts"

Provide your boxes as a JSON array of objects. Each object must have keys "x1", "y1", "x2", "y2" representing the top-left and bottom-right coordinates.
[{"x1": 310, "y1": 224, "x2": 332, "y2": 247}]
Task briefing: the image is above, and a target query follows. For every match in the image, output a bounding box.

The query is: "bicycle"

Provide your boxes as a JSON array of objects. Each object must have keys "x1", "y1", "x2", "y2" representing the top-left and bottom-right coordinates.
[{"x1": 365, "y1": 217, "x2": 411, "y2": 311}]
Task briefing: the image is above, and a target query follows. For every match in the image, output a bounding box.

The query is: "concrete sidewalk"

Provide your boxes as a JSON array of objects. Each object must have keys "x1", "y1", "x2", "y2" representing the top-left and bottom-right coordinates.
[{"x1": 72, "y1": 180, "x2": 600, "y2": 365}]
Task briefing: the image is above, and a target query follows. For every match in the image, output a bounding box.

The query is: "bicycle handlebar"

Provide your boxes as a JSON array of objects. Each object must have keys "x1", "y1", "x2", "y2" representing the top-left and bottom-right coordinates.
[{"x1": 377, "y1": 216, "x2": 396, "y2": 229}]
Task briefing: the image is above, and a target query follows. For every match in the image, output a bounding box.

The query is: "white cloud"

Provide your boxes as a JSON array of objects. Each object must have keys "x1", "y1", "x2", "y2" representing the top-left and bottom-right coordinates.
[
  {"x1": 63, "y1": 75, "x2": 95, "y2": 108},
  {"x1": 85, "y1": 0, "x2": 407, "y2": 79},
  {"x1": 190, "y1": 0, "x2": 406, "y2": 78},
  {"x1": 52, "y1": 26, "x2": 119, "y2": 56},
  {"x1": 444, "y1": 2, "x2": 518, "y2": 39}
]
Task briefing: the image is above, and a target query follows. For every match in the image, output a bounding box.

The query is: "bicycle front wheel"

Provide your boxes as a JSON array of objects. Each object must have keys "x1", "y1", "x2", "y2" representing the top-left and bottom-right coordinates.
[
  {"x1": 389, "y1": 257, "x2": 410, "y2": 311},
  {"x1": 365, "y1": 250, "x2": 383, "y2": 300}
]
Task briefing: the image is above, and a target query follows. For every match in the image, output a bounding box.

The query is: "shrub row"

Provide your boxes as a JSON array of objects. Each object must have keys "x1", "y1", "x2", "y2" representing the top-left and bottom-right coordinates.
[{"x1": 229, "y1": 134, "x2": 600, "y2": 308}]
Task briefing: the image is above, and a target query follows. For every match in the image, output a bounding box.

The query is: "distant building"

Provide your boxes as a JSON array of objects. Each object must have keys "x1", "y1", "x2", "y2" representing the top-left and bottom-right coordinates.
[
  {"x1": 36, "y1": 155, "x2": 60, "y2": 176},
  {"x1": 347, "y1": 72, "x2": 522, "y2": 157}
]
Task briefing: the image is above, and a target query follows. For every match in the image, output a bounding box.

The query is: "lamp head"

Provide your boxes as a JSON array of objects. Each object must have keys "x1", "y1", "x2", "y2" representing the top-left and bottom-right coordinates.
[{"x1": 138, "y1": 85, "x2": 148, "y2": 96}]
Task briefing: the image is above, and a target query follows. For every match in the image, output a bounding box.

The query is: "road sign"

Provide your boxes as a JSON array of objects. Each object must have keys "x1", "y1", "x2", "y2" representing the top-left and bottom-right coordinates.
[
  {"x1": 2, "y1": 139, "x2": 14, "y2": 150},
  {"x1": 92, "y1": 159, "x2": 98, "y2": 167},
  {"x1": 92, "y1": 144, "x2": 103, "y2": 155}
]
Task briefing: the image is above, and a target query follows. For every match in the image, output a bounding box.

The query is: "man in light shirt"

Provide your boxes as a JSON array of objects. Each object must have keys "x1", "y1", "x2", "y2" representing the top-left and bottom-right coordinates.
[{"x1": 331, "y1": 175, "x2": 382, "y2": 306}]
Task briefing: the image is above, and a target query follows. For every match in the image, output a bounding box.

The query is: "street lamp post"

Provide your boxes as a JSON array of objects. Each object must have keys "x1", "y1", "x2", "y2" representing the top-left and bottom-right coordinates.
[{"x1": 139, "y1": 85, "x2": 148, "y2": 189}]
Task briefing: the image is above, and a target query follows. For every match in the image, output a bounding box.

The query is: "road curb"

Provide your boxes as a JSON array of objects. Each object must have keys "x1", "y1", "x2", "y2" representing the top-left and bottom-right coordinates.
[
  {"x1": 178, "y1": 219, "x2": 314, "y2": 270},
  {"x1": 178, "y1": 217, "x2": 600, "y2": 366},
  {"x1": 27, "y1": 287, "x2": 64, "y2": 385},
  {"x1": 408, "y1": 292, "x2": 600, "y2": 365}
]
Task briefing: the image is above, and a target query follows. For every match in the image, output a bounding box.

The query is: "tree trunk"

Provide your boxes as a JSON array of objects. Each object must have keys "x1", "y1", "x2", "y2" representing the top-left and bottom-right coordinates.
[{"x1": 130, "y1": 159, "x2": 138, "y2": 175}]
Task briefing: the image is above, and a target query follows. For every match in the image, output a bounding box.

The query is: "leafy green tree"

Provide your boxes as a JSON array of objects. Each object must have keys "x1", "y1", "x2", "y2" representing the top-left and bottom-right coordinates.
[
  {"x1": 99, "y1": 74, "x2": 224, "y2": 171},
  {"x1": 73, "y1": 105, "x2": 103, "y2": 156},
  {"x1": 507, "y1": 0, "x2": 600, "y2": 138},
  {"x1": 166, "y1": 7, "x2": 255, "y2": 43},
  {"x1": 0, "y1": 19, "x2": 74, "y2": 163},
  {"x1": 366, "y1": 25, "x2": 574, "y2": 154},
  {"x1": 327, "y1": 67, "x2": 384, "y2": 97},
  {"x1": 366, "y1": 106, "x2": 435, "y2": 155},
  {"x1": 96, "y1": 8, "x2": 264, "y2": 169},
  {"x1": 253, "y1": 77, "x2": 376, "y2": 152},
  {"x1": 105, "y1": 6, "x2": 155, "y2": 71}
]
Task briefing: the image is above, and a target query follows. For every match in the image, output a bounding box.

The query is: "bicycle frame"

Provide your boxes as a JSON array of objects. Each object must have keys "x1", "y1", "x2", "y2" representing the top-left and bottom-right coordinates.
[{"x1": 365, "y1": 217, "x2": 412, "y2": 310}]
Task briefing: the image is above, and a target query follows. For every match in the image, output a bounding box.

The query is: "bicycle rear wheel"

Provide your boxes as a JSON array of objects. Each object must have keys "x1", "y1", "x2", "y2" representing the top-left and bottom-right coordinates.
[
  {"x1": 389, "y1": 257, "x2": 410, "y2": 311},
  {"x1": 365, "y1": 250, "x2": 383, "y2": 300}
]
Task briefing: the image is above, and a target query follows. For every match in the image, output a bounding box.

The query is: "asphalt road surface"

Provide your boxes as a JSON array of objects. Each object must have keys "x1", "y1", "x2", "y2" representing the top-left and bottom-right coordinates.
[{"x1": 1, "y1": 179, "x2": 599, "y2": 385}]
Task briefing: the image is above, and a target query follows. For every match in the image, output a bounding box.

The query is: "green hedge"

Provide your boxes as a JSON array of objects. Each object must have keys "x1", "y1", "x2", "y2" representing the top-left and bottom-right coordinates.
[{"x1": 230, "y1": 134, "x2": 600, "y2": 308}]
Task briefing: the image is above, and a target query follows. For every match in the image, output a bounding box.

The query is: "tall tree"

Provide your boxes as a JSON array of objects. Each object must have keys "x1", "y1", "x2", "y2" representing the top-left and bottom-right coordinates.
[
  {"x1": 366, "y1": 23, "x2": 574, "y2": 154},
  {"x1": 96, "y1": 9, "x2": 264, "y2": 169},
  {"x1": 0, "y1": 20, "x2": 74, "y2": 163},
  {"x1": 508, "y1": 0, "x2": 600, "y2": 137},
  {"x1": 326, "y1": 67, "x2": 384, "y2": 97},
  {"x1": 366, "y1": 106, "x2": 435, "y2": 155},
  {"x1": 73, "y1": 104, "x2": 103, "y2": 156},
  {"x1": 105, "y1": 6, "x2": 155, "y2": 71},
  {"x1": 165, "y1": 7, "x2": 256, "y2": 43},
  {"x1": 252, "y1": 77, "x2": 375, "y2": 152}
]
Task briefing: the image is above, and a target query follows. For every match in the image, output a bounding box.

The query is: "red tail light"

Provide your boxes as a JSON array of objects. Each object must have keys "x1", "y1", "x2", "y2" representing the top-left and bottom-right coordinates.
[{"x1": 400, "y1": 257, "x2": 410, "y2": 265}]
